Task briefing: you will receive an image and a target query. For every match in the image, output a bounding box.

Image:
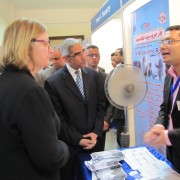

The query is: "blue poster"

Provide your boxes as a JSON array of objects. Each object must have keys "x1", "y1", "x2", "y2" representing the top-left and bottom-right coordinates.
[
  {"x1": 131, "y1": 0, "x2": 169, "y2": 154},
  {"x1": 91, "y1": 0, "x2": 121, "y2": 32}
]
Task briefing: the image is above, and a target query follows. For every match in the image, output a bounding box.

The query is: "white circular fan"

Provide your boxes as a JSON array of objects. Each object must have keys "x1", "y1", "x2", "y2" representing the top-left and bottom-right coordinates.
[{"x1": 105, "y1": 64, "x2": 147, "y2": 110}]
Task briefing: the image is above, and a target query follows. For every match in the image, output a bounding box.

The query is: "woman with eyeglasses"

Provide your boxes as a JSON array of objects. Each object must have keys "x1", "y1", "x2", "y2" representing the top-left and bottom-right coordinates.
[{"x1": 0, "y1": 18, "x2": 69, "y2": 180}]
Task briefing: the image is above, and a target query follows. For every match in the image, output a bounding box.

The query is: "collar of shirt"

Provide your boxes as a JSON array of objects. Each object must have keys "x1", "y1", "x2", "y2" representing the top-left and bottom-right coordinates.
[
  {"x1": 168, "y1": 65, "x2": 180, "y2": 115},
  {"x1": 66, "y1": 63, "x2": 82, "y2": 81},
  {"x1": 168, "y1": 66, "x2": 178, "y2": 82}
]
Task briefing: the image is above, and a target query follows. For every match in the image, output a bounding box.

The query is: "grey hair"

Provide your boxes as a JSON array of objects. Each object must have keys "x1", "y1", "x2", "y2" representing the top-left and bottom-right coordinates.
[{"x1": 60, "y1": 38, "x2": 80, "y2": 56}]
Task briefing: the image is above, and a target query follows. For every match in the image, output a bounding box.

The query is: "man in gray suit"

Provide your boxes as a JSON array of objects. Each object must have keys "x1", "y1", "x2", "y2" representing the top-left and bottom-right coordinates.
[
  {"x1": 44, "y1": 38, "x2": 105, "y2": 179},
  {"x1": 35, "y1": 48, "x2": 65, "y2": 86}
]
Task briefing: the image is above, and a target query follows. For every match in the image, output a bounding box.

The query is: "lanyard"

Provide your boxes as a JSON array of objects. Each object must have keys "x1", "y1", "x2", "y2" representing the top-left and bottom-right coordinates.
[{"x1": 171, "y1": 76, "x2": 180, "y2": 96}]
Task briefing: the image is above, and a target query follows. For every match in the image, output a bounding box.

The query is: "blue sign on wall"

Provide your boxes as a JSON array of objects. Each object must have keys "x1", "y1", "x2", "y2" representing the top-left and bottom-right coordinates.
[{"x1": 91, "y1": 0, "x2": 121, "y2": 32}]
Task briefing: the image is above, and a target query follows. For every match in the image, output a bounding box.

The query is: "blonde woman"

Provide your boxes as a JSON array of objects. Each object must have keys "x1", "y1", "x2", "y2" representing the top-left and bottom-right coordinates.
[{"x1": 0, "y1": 18, "x2": 69, "y2": 180}]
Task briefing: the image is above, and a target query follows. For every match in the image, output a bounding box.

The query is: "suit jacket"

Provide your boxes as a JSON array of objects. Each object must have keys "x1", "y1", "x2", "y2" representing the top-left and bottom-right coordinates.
[
  {"x1": 156, "y1": 74, "x2": 180, "y2": 170},
  {"x1": 98, "y1": 70, "x2": 125, "y2": 126},
  {"x1": 97, "y1": 71, "x2": 111, "y2": 119},
  {"x1": 98, "y1": 66, "x2": 105, "y2": 73},
  {"x1": 44, "y1": 65, "x2": 105, "y2": 154},
  {"x1": 0, "y1": 65, "x2": 69, "y2": 180},
  {"x1": 35, "y1": 65, "x2": 57, "y2": 87}
]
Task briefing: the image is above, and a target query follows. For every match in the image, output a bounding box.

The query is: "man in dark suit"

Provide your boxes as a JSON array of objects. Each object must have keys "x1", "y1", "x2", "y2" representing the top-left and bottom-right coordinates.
[
  {"x1": 44, "y1": 38, "x2": 105, "y2": 179},
  {"x1": 144, "y1": 25, "x2": 180, "y2": 171},
  {"x1": 0, "y1": 68, "x2": 2, "y2": 74},
  {"x1": 109, "y1": 47, "x2": 125, "y2": 147},
  {"x1": 86, "y1": 45, "x2": 112, "y2": 150}
]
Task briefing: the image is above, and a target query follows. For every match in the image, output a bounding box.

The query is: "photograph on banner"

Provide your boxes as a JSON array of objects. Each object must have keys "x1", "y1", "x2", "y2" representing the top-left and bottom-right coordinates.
[{"x1": 131, "y1": 0, "x2": 169, "y2": 154}]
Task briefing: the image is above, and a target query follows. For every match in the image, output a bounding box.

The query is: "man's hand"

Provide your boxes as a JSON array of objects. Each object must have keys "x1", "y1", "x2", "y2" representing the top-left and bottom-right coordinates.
[
  {"x1": 144, "y1": 126, "x2": 166, "y2": 147},
  {"x1": 79, "y1": 138, "x2": 97, "y2": 150},
  {"x1": 149, "y1": 128, "x2": 166, "y2": 147},
  {"x1": 103, "y1": 121, "x2": 109, "y2": 132},
  {"x1": 79, "y1": 132, "x2": 98, "y2": 150}
]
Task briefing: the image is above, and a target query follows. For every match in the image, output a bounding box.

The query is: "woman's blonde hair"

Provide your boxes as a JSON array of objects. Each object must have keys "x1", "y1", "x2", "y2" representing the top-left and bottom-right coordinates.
[{"x1": 0, "y1": 17, "x2": 47, "y2": 70}]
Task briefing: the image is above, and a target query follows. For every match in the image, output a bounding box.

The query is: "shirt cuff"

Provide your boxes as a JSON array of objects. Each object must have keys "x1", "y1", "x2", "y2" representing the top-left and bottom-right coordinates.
[
  {"x1": 154, "y1": 124, "x2": 165, "y2": 129},
  {"x1": 164, "y1": 130, "x2": 172, "y2": 146}
]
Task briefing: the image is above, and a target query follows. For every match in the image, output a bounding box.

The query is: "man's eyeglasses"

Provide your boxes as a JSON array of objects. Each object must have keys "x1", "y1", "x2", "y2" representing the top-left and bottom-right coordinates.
[
  {"x1": 160, "y1": 39, "x2": 180, "y2": 46},
  {"x1": 31, "y1": 39, "x2": 50, "y2": 47},
  {"x1": 51, "y1": 58, "x2": 60, "y2": 61},
  {"x1": 68, "y1": 49, "x2": 85, "y2": 58},
  {"x1": 87, "y1": 53, "x2": 100, "y2": 58}
]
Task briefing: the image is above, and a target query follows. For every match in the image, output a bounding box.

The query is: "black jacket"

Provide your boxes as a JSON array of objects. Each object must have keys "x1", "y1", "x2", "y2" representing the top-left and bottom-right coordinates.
[
  {"x1": 44, "y1": 65, "x2": 105, "y2": 152},
  {"x1": 0, "y1": 65, "x2": 69, "y2": 180},
  {"x1": 156, "y1": 74, "x2": 180, "y2": 170}
]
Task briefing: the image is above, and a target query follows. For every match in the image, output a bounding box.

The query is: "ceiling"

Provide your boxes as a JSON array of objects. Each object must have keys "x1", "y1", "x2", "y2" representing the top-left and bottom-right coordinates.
[{"x1": 7, "y1": 0, "x2": 107, "y2": 10}]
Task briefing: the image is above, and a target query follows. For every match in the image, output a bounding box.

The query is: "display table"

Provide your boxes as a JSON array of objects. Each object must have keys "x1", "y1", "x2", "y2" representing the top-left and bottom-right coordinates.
[{"x1": 77, "y1": 146, "x2": 179, "y2": 180}]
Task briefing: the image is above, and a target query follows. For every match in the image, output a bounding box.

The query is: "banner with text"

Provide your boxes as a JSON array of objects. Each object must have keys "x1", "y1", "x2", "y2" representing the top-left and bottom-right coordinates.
[
  {"x1": 131, "y1": 0, "x2": 169, "y2": 154},
  {"x1": 91, "y1": 0, "x2": 121, "y2": 32}
]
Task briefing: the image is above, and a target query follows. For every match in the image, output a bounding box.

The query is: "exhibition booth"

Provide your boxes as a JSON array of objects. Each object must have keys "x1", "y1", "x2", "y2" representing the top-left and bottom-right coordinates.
[
  {"x1": 77, "y1": 0, "x2": 180, "y2": 179},
  {"x1": 90, "y1": 0, "x2": 180, "y2": 148}
]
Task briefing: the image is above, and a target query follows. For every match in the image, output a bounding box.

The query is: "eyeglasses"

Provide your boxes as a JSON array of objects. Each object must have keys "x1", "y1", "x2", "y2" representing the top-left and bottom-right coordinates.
[
  {"x1": 160, "y1": 39, "x2": 180, "y2": 46},
  {"x1": 68, "y1": 49, "x2": 85, "y2": 58},
  {"x1": 31, "y1": 39, "x2": 50, "y2": 47},
  {"x1": 51, "y1": 58, "x2": 60, "y2": 61},
  {"x1": 87, "y1": 53, "x2": 100, "y2": 58}
]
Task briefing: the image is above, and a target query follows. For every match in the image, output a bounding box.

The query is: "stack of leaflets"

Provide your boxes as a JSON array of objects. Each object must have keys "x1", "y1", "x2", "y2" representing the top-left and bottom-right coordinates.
[{"x1": 85, "y1": 149, "x2": 127, "y2": 180}]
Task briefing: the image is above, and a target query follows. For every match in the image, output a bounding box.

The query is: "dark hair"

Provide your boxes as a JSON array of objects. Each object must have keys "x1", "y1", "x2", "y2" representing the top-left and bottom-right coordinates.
[
  {"x1": 166, "y1": 25, "x2": 180, "y2": 31},
  {"x1": 111, "y1": 52, "x2": 115, "y2": 56},
  {"x1": 86, "y1": 45, "x2": 99, "y2": 50},
  {"x1": 116, "y1": 48, "x2": 123, "y2": 56}
]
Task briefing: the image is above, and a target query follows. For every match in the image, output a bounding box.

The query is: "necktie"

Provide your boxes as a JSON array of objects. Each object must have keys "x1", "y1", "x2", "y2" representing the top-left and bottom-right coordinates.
[{"x1": 75, "y1": 70, "x2": 85, "y2": 98}]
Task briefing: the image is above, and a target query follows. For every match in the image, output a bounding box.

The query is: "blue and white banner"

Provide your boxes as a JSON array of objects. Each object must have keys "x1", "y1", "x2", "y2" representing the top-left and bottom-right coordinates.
[
  {"x1": 91, "y1": 0, "x2": 121, "y2": 32},
  {"x1": 131, "y1": 0, "x2": 169, "y2": 154}
]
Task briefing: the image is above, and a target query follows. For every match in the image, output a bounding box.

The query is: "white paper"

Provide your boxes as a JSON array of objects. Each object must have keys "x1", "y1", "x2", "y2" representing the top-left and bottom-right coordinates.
[{"x1": 121, "y1": 147, "x2": 180, "y2": 179}]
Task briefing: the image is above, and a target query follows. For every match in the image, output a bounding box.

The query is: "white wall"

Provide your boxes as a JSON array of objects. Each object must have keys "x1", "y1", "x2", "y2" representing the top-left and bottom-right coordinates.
[
  {"x1": 16, "y1": 8, "x2": 100, "y2": 39},
  {"x1": 0, "y1": 1, "x2": 101, "y2": 44},
  {"x1": 91, "y1": 19, "x2": 123, "y2": 73},
  {"x1": 0, "y1": 0, "x2": 16, "y2": 44},
  {"x1": 0, "y1": 16, "x2": 7, "y2": 45},
  {"x1": 169, "y1": 0, "x2": 180, "y2": 25},
  {"x1": 0, "y1": 0, "x2": 16, "y2": 23}
]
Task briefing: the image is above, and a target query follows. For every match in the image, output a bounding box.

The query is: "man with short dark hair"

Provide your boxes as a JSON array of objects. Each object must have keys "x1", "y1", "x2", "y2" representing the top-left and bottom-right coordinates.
[
  {"x1": 114, "y1": 48, "x2": 124, "y2": 64},
  {"x1": 144, "y1": 25, "x2": 180, "y2": 171},
  {"x1": 86, "y1": 45, "x2": 105, "y2": 72}
]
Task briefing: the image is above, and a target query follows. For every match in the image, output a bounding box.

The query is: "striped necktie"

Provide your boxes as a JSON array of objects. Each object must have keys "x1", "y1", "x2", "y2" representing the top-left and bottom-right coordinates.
[{"x1": 75, "y1": 70, "x2": 85, "y2": 98}]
